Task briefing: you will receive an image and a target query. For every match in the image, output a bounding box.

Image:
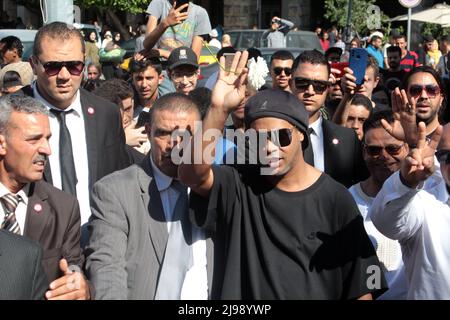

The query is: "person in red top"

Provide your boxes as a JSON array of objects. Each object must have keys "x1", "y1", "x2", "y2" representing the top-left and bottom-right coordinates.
[
  {"x1": 320, "y1": 31, "x2": 330, "y2": 51},
  {"x1": 394, "y1": 34, "x2": 420, "y2": 72}
]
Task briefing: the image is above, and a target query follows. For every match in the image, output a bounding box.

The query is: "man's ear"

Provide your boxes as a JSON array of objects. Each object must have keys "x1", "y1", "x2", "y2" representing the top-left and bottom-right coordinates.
[
  {"x1": 29, "y1": 56, "x2": 38, "y2": 76},
  {"x1": 0, "y1": 134, "x2": 7, "y2": 155},
  {"x1": 158, "y1": 72, "x2": 164, "y2": 85}
]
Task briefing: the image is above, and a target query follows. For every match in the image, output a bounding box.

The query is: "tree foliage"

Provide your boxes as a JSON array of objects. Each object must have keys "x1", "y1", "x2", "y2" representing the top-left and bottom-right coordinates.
[
  {"x1": 75, "y1": 0, "x2": 150, "y2": 14},
  {"x1": 324, "y1": 0, "x2": 390, "y2": 34}
]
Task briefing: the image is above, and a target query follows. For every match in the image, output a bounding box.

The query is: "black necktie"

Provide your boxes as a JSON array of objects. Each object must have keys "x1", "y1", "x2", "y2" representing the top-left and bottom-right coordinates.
[
  {"x1": 51, "y1": 109, "x2": 78, "y2": 196},
  {"x1": 303, "y1": 127, "x2": 315, "y2": 166}
]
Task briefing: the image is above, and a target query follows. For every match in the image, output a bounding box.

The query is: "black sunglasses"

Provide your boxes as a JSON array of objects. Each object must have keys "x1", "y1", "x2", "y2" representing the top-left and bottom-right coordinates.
[
  {"x1": 258, "y1": 128, "x2": 293, "y2": 148},
  {"x1": 364, "y1": 143, "x2": 405, "y2": 157},
  {"x1": 273, "y1": 67, "x2": 292, "y2": 76},
  {"x1": 36, "y1": 58, "x2": 85, "y2": 76},
  {"x1": 408, "y1": 84, "x2": 441, "y2": 98},
  {"x1": 294, "y1": 77, "x2": 330, "y2": 94},
  {"x1": 436, "y1": 149, "x2": 450, "y2": 164}
]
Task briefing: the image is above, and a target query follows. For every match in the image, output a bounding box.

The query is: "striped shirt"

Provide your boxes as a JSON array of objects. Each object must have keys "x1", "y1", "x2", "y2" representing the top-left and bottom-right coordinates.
[{"x1": 400, "y1": 50, "x2": 420, "y2": 72}]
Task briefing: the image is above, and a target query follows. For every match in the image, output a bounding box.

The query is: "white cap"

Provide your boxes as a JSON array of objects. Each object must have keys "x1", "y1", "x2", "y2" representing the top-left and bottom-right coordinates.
[
  {"x1": 369, "y1": 31, "x2": 384, "y2": 40},
  {"x1": 209, "y1": 29, "x2": 218, "y2": 38}
]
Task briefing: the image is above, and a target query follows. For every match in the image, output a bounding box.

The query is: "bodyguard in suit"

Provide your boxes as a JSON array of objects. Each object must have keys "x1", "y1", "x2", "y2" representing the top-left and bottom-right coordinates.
[
  {"x1": 0, "y1": 230, "x2": 48, "y2": 300},
  {"x1": 0, "y1": 95, "x2": 90, "y2": 300},
  {"x1": 290, "y1": 50, "x2": 368, "y2": 187},
  {"x1": 86, "y1": 93, "x2": 213, "y2": 299},
  {"x1": 24, "y1": 22, "x2": 130, "y2": 232}
]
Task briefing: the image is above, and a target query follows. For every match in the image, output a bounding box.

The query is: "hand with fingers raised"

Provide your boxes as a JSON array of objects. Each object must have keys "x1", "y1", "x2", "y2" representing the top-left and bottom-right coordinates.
[
  {"x1": 163, "y1": 1, "x2": 189, "y2": 28},
  {"x1": 381, "y1": 87, "x2": 419, "y2": 147},
  {"x1": 211, "y1": 50, "x2": 249, "y2": 113},
  {"x1": 400, "y1": 122, "x2": 443, "y2": 188}
]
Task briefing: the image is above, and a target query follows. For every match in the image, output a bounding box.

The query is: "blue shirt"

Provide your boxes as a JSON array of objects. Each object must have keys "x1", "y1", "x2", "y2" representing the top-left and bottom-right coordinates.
[{"x1": 366, "y1": 45, "x2": 384, "y2": 69}]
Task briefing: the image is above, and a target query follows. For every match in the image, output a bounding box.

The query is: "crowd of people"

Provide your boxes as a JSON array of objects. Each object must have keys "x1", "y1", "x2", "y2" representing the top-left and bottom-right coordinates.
[{"x1": 0, "y1": 0, "x2": 450, "y2": 300}]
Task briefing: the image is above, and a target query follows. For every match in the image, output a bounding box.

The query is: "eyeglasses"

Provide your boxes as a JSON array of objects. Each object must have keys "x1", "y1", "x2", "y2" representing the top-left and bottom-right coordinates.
[
  {"x1": 294, "y1": 77, "x2": 330, "y2": 94},
  {"x1": 273, "y1": 67, "x2": 292, "y2": 76},
  {"x1": 257, "y1": 128, "x2": 294, "y2": 148},
  {"x1": 36, "y1": 57, "x2": 85, "y2": 76},
  {"x1": 435, "y1": 149, "x2": 450, "y2": 164},
  {"x1": 171, "y1": 70, "x2": 197, "y2": 82},
  {"x1": 408, "y1": 84, "x2": 441, "y2": 98},
  {"x1": 364, "y1": 143, "x2": 405, "y2": 156}
]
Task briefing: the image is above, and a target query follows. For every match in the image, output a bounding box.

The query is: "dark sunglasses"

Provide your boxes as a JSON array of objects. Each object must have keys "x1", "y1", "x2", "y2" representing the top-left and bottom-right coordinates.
[
  {"x1": 435, "y1": 149, "x2": 450, "y2": 164},
  {"x1": 257, "y1": 128, "x2": 293, "y2": 148},
  {"x1": 408, "y1": 84, "x2": 441, "y2": 98},
  {"x1": 294, "y1": 77, "x2": 330, "y2": 94},
  {"x1": 364, "y1": 143, "x2": 405, "y2": 157},
  {"x1": 273, "y1": 67, "x2": 292, "y2": 76},
  {"x1": 37, "y1": 58, "x2": 85, "y2": 76}
]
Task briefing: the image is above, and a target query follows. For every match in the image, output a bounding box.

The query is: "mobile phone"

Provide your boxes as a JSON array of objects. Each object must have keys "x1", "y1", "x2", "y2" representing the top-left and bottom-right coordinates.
[
  {"x1": 330, "y1": 61, "x2": 349, "y2": 78},
  {"x1": 135, "y1": 110, "x2": 150, "y2": 128},
  {"x1": 349, "y1": 48, "x2": 368, "y2": 85},
  {"x1": 223, "y1": 53, "x2": 236, "y2": 71},
  {"x1": 173, "y1": 0, "x2": 189, "y2": 13}
]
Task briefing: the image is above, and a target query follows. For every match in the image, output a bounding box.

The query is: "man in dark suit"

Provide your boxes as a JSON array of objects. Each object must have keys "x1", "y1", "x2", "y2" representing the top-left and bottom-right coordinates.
[
  {"x1": 0, "y1": 230, "x2": 48, "y2": 300},
  {"x1": 0, "y1": 95, "x2": 90, "y2": 300},
  {"x1": 86, "y1": 93, "x2": 213, "y2": 299},
  {"x1": 24, "y1": 22, "x2": 130, "y2": 236},
  {"x1": 290, "y1": 50, "x2": 368, "y2": 187}
]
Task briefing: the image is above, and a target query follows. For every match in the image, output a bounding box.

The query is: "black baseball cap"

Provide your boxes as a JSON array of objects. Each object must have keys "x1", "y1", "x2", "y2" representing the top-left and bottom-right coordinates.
[
  {"x1": 167, "y1": 46, "x2": 199, "y2": 70},
  {"x1": 245, "y1": 89, "x2": 310, "y2": 148}
]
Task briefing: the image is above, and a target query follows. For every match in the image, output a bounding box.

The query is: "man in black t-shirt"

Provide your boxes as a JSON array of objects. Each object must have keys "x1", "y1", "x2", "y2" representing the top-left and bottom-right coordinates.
[
  {"x1": 179, "y1": 51, "x2": 387, "y2": 299},
  {"x1": 380, "y1": 46, "x2": 407, "y2": 94}
]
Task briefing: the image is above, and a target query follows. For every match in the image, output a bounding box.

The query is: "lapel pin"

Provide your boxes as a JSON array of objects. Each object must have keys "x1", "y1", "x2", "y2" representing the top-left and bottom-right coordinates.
[
  {"x1": 87, "y1": 107, "x2": 95, "y2": 115},
  {"x1": 332, "y1": 138, "x2": 339, "y2": 145},
  {"x1": 34, "y1": 203, "x2": 43, "y2": 213}
]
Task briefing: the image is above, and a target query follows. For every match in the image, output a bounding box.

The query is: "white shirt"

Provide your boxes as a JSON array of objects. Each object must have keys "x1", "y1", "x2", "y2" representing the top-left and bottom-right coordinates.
[
  {"x1": 150, "y1": 157, "x2": 208, "y2": 299},
  {"x1": 349, "y1": 183, "x2": 407, "y2": 300},
  {"x1": 309, "y1": 116, "x2": 325, "y2": 172},
  {"x1": 370, "y1": 170, "x2": 450, "y2": 299},
  {"x1": 208, "y1": 38, "x2": 222, "y2": 49},
  {"x1": 32, "y1": 83, "x2": 91, "y2": 226},
  {"x1": 0, "y1": 183, "x2": 30, "y2": 235}
]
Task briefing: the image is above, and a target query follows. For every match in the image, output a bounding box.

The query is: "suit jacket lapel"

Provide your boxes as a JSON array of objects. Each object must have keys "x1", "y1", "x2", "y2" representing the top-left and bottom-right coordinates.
[
  {"x1": 24, "y1": 182, "x2": 51, "y2": 242},
  {"x1": 322, "y1": 120, "x2": 335, "y2": 174},
  {"x1": 139, "y1": 155, "x2": 169, "y2": 264},
  {"x1": 80, "y1": 90, "x2": 98, "y2": 188}
]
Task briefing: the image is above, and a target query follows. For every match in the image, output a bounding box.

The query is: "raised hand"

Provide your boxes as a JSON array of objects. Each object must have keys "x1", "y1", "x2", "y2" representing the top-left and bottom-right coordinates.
[
  {"x1": 400, "y1": 122, "x2": 443, "y2": 188},
  {"x1": 163, "y1": 2, "x2": 189, "y2": 28},
  {"x1": 381, "y1": 87, "x2": 418, "y2": 146},
  {"x1": 211, "y1": 50, "x2": 249, "y2": 113}
]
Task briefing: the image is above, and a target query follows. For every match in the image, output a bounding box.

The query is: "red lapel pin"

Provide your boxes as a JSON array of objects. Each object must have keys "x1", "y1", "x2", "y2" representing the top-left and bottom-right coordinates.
[{"x1": 88, "y1": 107, "x2": 95, "y2": 115}]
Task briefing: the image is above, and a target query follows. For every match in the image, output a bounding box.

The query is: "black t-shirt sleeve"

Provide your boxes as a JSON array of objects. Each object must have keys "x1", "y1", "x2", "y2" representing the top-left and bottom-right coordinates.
[
  {"x1": 334, "y1": 187, "x2": 388, "y2": 299},
  {"x1": 189, "y1": 165, "x2": 238, "y2": 232}
]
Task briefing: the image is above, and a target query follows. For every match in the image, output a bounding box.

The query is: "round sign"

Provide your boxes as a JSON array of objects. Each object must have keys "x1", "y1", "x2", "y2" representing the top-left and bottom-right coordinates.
[{"x1": 399, "y1": 0, "x2": 422, "y2": 8}]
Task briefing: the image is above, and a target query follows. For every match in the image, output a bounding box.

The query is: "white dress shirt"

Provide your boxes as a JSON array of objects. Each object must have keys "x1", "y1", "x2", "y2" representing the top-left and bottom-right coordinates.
[
  {"x1": 309, "y1": 116, "x2": 325, "y2": 172},
  {"x1": 0, "y1": 183, "x2": 30, "y2": 235},
  {"x1": 150, "y1": 157, "x2": 208, "y2": 299},
  {"x1": 370, "y1": 170, "x2": 450, "y2": 299},
  {"x1": 32, "y1": 83, "x2": 91, "y2": 225},
  {"x1": 349, "y1": 183, "x2": 407, "y2": 300}
]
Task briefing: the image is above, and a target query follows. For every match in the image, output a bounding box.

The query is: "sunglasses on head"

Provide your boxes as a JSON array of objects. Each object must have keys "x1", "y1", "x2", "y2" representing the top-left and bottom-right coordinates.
[
  {"x1": 435, "y1": 149, "x2": 450, "y2": 164},
  {"x1": 294, "y1": 77, "x2": 330, "y2": 94},
  {"x1": 258, "y1": 128, "x2": 294, "y2": 148},
  {"x1": 408, "y1": 84, "x2": 441, "y2": 98},
  {"x1": 273, "y1": 67, "x2": 292, "y2": 76},
  {"x1": 364, "y1": 143, "x2": 405, "y2": 157},
  {"x1": 37, "y1": 58, "x2": 85, "y2": 76}
]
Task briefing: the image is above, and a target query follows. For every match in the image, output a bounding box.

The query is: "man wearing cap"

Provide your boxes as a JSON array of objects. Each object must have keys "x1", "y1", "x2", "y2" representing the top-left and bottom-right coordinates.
[
  {"x1": 265, "y1": 16, "x2": 295, "y2": 48},
  {"x1": 167, "y1": 46, "x2": 199, "y2": 95},
  {"x1": 180, "y1": 51, "x2": 387, "y2": 299},
  {"x1": 208, "y1": 29, "x2": 221, "y2": 49}
]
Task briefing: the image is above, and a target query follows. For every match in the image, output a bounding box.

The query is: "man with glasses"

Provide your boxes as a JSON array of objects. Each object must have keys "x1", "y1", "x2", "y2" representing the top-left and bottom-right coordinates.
[
  {"x1": 269, "y1": 50, "x2": 294, "y2": 92},
  {"x1": 180, "y1": 51, "x2": 386, "y2": 299},
  {"x1": 290, "y1": 50, "x2": 368, "y2": 187},
  {"x1": 24, "y1": 22, "x2": 130, "y2": 245},
  {"x1": 167, "y1": 46, "x2": 199, "y2": 96},
  {"x1": 348, "y1": 110, "x2": 408, "y2": 300},
  {"x1": 265, "y1": 16, "x2": 294, "y2": 48},
  {"x1": 370, "y1": 110, "x2": 450, "y2": 298}
]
